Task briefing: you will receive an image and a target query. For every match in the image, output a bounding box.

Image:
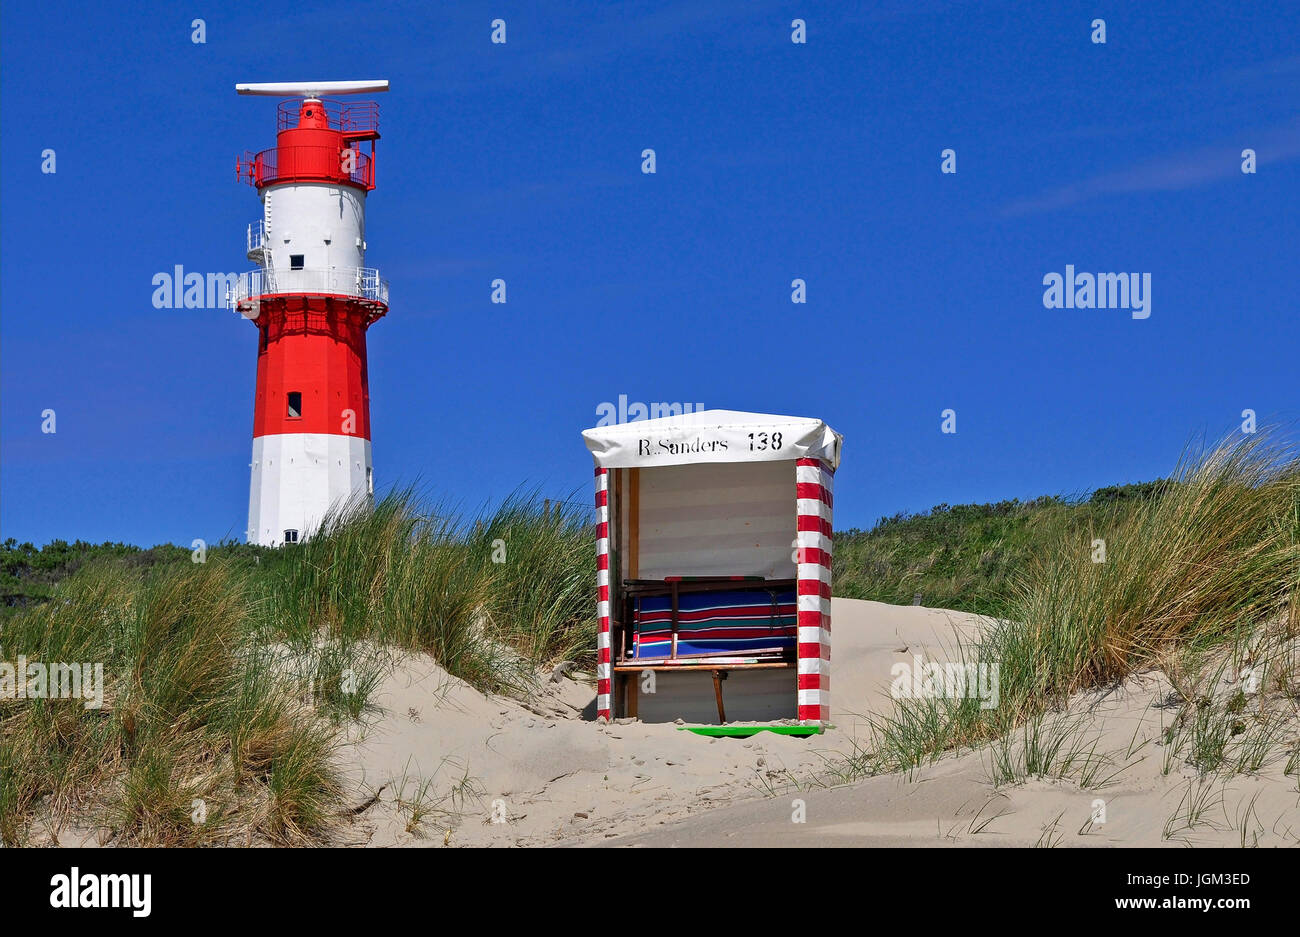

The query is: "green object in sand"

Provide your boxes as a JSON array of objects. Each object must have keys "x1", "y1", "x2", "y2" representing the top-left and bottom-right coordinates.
[{"x1": 677, "y1": 725, "x2": 825, "y2": 738}]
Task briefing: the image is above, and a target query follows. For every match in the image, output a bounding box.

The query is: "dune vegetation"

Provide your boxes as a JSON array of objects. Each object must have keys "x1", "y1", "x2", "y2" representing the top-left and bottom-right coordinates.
[
  {"x1": 2, "y1": 430, "x2": 1296, "y2": 845},
  {"x1": 0, "y1": 491, "x2": 595, "y2": 845},
  {"x1": 858, "y1": 429, "x2": 1300, "y2": 780},
  {"x1": 832, "y1": 481, "x2": 1169, "y2": 617}
]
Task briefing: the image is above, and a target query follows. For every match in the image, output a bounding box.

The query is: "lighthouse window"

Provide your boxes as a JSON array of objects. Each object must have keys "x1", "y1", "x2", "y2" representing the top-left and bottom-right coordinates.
[
  {"x1": 290, "y1": 254, "x2": 305, "y2": 270},
  {"x1": 287, "y1": 391, "x2": 302, "y2": 418},
  {"x1": 283, "y1": 529, "x2": 299, "y2": 544}
]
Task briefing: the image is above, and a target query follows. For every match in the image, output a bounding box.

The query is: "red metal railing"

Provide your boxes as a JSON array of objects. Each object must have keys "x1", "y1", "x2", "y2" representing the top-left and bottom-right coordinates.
[
  {"x1": 276, "y1": 98, "x2": 380, "y2": 134},
  {"x1": 236, "y1": 146, "x2": 374, "y2": 189},
  {"x1": 340, "y1": 101, "x2": 379, "y2": 135}
]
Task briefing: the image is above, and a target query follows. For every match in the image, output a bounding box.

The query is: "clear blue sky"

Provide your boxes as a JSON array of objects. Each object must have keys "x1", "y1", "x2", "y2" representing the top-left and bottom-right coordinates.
[{"x1": 2, "y1": 0, "x2": 1297, "y2": 547}]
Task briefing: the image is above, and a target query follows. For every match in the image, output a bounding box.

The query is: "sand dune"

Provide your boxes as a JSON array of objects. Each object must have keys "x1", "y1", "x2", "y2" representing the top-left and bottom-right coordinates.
[
  {"x1": 605, "y1": 667, "x2": 1299, "y2": 848},
  {"x1": 339, "y1": 598, "x2": 1299, "y2": 847}
]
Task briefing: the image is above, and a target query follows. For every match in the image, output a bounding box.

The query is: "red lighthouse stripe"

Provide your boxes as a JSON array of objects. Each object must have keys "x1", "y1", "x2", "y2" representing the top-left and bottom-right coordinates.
[{"x1": 253, "y1": 295, "x2": 376, "y2": 439}]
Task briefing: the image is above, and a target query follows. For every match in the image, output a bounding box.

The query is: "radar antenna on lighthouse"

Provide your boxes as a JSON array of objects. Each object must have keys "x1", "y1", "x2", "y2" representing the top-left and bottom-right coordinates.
[
  {"x1": 236, "y1": 80, "x2": 390, "y2": 97},
  {"x1": 229, "y1": 79, "x2": 391, "y2": 547}
]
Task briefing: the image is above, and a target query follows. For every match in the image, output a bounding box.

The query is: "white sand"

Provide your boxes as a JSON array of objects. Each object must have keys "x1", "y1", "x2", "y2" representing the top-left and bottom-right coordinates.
[{"x1": 339, "y1": 598, "x2": 1300, "y2": 847}]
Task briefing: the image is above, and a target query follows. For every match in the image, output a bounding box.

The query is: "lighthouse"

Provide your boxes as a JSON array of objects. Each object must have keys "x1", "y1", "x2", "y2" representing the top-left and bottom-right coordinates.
[{"x1": 230, "y1": 80, "x2": 390, "y2": 547}]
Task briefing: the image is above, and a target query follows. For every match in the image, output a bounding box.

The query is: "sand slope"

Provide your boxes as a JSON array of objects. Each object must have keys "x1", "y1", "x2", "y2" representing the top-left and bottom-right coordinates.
[
  {"x1": 603, "y1": 668, "x2": 1299, "y2": 848},
  {"x1": 339, "y1": 598, "x2": 1299, "y2": 847}
]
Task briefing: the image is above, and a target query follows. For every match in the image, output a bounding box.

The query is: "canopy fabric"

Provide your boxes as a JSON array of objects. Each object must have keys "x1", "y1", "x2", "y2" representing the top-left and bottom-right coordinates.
[{"x1": 582, "y1": 409, "x2": 842, "y2": 470}]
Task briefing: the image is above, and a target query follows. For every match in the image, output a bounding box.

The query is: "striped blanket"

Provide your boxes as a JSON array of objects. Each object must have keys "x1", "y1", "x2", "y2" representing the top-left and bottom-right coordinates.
[{"x1": 632, "y1": 588, "x2": 797, "y2": 659}]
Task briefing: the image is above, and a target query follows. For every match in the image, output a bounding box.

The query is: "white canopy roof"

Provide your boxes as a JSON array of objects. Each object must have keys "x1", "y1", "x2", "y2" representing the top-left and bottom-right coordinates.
[{"x1": 582, "y1": 409, "x2": 842, "y2": 470}]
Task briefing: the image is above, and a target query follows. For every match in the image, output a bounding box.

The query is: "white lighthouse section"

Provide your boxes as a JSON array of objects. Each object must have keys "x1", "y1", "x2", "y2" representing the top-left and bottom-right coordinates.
[
  {"x1": 249, "y1": 435, "x2": 373, "y2": 546},
  {"x1": 259, "y1": 183, "x2": 367, "y2": 290}
]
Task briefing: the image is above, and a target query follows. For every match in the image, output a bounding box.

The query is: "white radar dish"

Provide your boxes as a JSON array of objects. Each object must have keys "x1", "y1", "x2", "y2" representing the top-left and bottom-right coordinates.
[{"x1": 236, "y1": 80, "x2": 389, "y2": 97}]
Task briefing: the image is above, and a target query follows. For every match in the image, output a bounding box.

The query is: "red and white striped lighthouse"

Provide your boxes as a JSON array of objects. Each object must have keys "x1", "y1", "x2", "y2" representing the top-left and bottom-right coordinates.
[{"x1": 230, "y1": 80, "x2": 390, "y2": 547}]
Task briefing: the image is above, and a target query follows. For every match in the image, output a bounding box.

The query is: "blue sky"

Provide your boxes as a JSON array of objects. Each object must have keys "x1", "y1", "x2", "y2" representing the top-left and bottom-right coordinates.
[{"x1": 2, "y1": 0, "x2": 1297, "y2": 546}]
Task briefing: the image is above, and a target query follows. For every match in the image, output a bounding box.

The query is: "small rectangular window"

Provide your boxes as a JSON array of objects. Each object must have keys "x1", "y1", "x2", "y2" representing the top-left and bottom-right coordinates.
[
  {"x1": 283, "y1": 529, "x2": 299, "y2": 544},
  {"x1": 287, "y1": 391, "x2": 302, "y2": 418},
  {"x1": 290, "y1": 254, "x2": 305, "y2": 270}
]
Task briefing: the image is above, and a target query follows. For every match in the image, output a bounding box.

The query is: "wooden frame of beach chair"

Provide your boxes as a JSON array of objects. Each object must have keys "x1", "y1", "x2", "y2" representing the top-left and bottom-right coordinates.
[{"x1": 582, "y1": 411, "x2": 840, "y2": 730}]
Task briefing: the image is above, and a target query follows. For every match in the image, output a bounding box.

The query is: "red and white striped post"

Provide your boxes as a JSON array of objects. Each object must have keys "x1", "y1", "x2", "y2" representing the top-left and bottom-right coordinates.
[
  {"x1": 595, "y1": 467, "x2": 612, "y2": 719},
  {"x1": 795, "y1": 458, "x2": 834, "y2": 724}
]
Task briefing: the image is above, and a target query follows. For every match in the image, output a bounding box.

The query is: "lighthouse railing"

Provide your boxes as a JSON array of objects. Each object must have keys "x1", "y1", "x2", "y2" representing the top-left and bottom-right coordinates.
[
  {"x1": 274, "y1": 98, "x2": 381, "y2": 134},
  {"x1": 238, "y1": 146, "x2": 375, "y2": 189},
  {"x1": 227, "y1": 266, "x2": 389, "y2": 309},
  {"x1": 247, "y1": 221, "x2": 266, "y2": 254}
]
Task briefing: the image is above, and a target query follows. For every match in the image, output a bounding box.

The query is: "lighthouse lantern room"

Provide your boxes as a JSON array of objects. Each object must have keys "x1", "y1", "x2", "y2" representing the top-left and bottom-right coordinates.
[{"x1": 229, "y1": 80, "x2": 390, "y2": 547}]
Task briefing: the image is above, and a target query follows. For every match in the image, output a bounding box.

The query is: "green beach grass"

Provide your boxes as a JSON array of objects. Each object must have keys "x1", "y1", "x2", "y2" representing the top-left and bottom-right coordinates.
[
  {"x1": 2, "y1": 429, "x2": 1295, "y2": 844},
  {"x1": 0, "y1": 490, "x2": 596, "y2": 845},
  {"x1": 856, "y1": 429, "x2": 1299, "y2": 778}
]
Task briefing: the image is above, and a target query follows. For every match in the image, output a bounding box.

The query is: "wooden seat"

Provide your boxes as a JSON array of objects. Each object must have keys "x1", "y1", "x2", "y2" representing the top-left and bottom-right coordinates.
[{"x1": 613, "y1": 577, "x2": 797, "y2": 722}]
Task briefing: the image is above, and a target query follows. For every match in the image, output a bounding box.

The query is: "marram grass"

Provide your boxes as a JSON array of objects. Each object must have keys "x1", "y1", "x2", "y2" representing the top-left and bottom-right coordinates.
[
  {"x1": 870, "y1": 428, "x2": 1300, "y2": 774},
  {"x1": 0, "y1": 490, "x2": 597, "y2": 844},
  {"x1": 4, "y1": 433, "x2": 1294, "y2": 842},
  {"x1": 0, "y1": 561, "x2": 341, "y2": 845}
]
